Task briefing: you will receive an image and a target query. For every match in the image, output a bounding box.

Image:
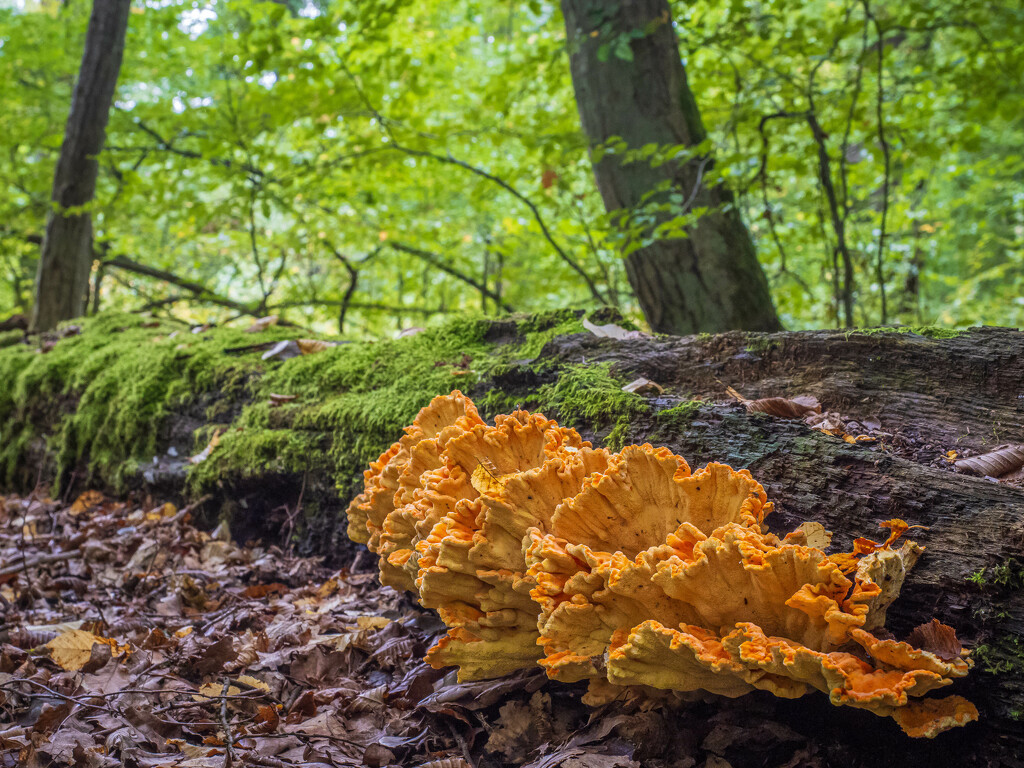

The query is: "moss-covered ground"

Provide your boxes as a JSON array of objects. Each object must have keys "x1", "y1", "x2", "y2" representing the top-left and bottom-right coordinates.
[{"x1": 1, "y1": 308, "x2": 651, "y2": 507}]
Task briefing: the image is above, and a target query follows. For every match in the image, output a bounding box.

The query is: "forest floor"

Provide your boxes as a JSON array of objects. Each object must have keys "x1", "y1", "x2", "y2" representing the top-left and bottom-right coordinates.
[{"x1": 0, "y1": 490, "x2": 830, "y2": 768}]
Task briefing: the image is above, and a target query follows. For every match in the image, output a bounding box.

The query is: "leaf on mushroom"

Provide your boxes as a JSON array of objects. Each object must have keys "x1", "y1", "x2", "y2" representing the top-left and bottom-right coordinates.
[{"x1": 906, "y1": 619, "x2": 964, "y2": 661}]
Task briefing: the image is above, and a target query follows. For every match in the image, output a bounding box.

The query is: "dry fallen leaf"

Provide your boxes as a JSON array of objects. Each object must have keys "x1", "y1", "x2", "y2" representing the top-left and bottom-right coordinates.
[
  {"x1": 269, "y1": 392, "x2": 298, "y2": 408},
  {"x1": 789, "y1": 522, "x2": 833, "y2": 550},
  {"x1": 727, "y1": 386, "x2": 821, "y2": 419},
  {"x1": 955, "y1": 444, "x2": 1024, "y2": 478},
  {"x1": 189, "y1": 429, "x2": 223, "y2": 464},
  {"x1": 470, "y1": 462, "x2": 510, "y2": 496},
  {"x1": 906, "y1": 619, "x2": 963, "y2": 662},
  {"x1": 70, "y1": 490, "x2": 105, "y2": 516},
  {"x1": 582, "y1": 317, "x2": 645, "y2": 340},
  {"x1": 297, "y1": 338, "x2": 338, "y2": 355},
  {"x1": 46, "y1": 629, "x2": 126, "y2": 671},
  {"x1": 144, "y1": 502, "x2": 177, "y2": 522},
  {"x1": 245, "y1": 314, "x2": 279, "y2": 333},
  {"x1": 262, "y1": 339, "x2": 301, "y2": 360},
  {"x1": 621, "y1": 377, "x2": 664, "y2": 395}
]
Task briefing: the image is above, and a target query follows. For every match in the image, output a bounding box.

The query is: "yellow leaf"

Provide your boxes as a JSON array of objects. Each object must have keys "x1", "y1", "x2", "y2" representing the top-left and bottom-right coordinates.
[
  {"x1": 236, "y1": 674, "x2": 270, "y2": 693},
  {"x1": 194, "y1": 681, "x2": 238, "y2": 702},
  {"x1": 316, "y1": 576, "x2": 339, "y2": 599},
  {"x1": 145, "y1": 502, "x2": 177, "y2": 521},
  {"x1": 470, "y1": 462, "x2": 508, "y2": 496},
  {"x1": 193, "y1": 675, "x2": 268, "y2": 703},
  {"x1": 70, "y1": 490, "x2": 105, "y2": 516},
  {"x1": 46, "y1": 629, "x2": 126, "y2": 671}
]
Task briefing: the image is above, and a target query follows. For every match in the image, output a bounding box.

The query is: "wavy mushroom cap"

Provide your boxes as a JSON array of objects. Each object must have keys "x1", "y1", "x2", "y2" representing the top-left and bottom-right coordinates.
[
  {"x1": 607, "y1": 620, "x2": 807, "y2": 699},
  {"x1": 723, "y1": 622, "x2": 973, "y2": 735},
  {"x1": 549, "y1": 448, "x2": 770, "y2": 559},
  {"x1": 470, "y1": 448, "x2": 611, "y2": 573},
  {"x1": 345, "y1": 442, "x2": 402, "y2": 546},
  {"x1": 349, "y1": 391, "x2": 484, "y2": 553},
  {"x1": 343, "y1": 394, "x2": 975, "y2": 737},
  {"x1": 653, "y1": 524, "x2": 863, "y2": 651}
]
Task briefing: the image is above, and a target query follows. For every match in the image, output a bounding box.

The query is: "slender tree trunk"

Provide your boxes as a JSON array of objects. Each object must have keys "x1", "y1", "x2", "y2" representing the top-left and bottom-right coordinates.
[
  {"x1": 561, "y1": 0, "x2": 781, "y2": 335},
  {"x1": 31, "y1": 0, "x2": 131, "y2": 332}
]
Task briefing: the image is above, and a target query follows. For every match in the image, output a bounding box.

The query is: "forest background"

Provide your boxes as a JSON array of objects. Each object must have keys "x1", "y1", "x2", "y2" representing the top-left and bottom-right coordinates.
[{"x1": 2, "y1": 0, "x2": 1022, "y2": 337}]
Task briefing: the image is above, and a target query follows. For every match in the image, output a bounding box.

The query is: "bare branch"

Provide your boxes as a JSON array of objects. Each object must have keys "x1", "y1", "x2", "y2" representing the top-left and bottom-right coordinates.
[
  {"x1": 339, "y1": 63, "x2": 608, "y2": 306},
  {"x1": 386, "y1": 241, "x2": 515, "y2": 313}
]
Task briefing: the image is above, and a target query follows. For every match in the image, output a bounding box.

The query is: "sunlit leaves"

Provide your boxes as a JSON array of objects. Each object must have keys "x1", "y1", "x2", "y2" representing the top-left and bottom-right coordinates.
[{"x1": 1, "y1": 0, "x2": 1021, "y2": 331}]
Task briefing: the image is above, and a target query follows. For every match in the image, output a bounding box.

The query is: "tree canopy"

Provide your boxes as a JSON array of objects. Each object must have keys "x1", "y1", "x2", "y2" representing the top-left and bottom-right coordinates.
[{"x1": 2, "y1": 0, "x2": 1022, "y2": 334}]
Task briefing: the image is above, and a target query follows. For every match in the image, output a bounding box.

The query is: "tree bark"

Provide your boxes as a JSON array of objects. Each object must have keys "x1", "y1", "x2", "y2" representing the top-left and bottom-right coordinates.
[
  {"x1": 31, "y1": 0, "x2": 131, "y2": 332},
  {"x1": 561, "y1": 0, "x2": 781, "y2": 335}
]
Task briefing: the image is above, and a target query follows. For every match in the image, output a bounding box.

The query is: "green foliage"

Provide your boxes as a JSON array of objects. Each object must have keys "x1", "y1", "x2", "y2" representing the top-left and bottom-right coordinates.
[
  {"x1": 843, "y1": 326, "x2": 967, "y2": 340},
  {"x1": 676, "y1": 0, "x2": 1024, "y2": 328},
  {"x1": 0, "y1": 0, "x2": 1021, "y2": 331}
]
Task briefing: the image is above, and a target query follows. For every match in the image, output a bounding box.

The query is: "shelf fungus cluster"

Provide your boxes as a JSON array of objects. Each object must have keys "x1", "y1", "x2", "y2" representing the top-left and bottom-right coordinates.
[{"x1": 346, "y1": 392, "x2": 977, "y2": 738}]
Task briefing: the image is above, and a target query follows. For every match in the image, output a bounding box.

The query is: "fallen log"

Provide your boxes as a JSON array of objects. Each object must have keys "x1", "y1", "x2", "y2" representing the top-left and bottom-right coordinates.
[{"x1": 0, "y1": 312, "x2": 1021, "y2": 766}]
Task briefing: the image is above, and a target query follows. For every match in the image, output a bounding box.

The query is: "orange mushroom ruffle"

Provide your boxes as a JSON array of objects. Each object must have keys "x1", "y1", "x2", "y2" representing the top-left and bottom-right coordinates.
[{"x1": 344, "y1": 392, "x2": 977, "y2": 739}]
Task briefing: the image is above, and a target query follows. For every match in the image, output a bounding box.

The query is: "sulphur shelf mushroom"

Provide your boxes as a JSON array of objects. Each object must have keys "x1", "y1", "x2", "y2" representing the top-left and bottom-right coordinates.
[{"x1": 345, "y1": 391, "x2": 977, "y2": 739}]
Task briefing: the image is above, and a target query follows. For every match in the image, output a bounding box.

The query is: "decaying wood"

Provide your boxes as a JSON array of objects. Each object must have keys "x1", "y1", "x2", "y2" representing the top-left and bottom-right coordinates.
[{"x1": 4, "y1": 324, "x2": 1024, "y2": 767}]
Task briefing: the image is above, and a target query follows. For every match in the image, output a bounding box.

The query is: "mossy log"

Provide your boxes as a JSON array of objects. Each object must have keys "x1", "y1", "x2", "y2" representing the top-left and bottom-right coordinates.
[{"x1": 1, "y1": 312, "x2": 1022, "y2": 766}]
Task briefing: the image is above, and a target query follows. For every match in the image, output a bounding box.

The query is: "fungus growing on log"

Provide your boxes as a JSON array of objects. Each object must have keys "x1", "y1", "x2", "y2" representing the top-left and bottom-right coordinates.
[{"x1": 345, "y1": 392, "x2": 978, "y2": 739}]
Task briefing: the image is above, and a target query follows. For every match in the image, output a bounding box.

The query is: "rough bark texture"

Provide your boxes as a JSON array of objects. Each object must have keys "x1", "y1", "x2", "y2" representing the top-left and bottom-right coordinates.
[
  {"x1": 4, "y1": 321, "x2": 1023, "y2": 766},
  {"x1": 561, "y1": 0, "x2": 781, "y2": 335},
  {"x1": 31, "y1": 0, "x2": 131, "y2": 332}
]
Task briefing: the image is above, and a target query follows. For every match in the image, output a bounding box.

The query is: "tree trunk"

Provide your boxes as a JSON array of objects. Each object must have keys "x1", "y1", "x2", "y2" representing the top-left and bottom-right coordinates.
[
  {"x1": 31, "y1": 0, "x2": 131, "y2": 333},
  {"x1": 561, "y1": 0, "x2": 781, "y2": 335}
]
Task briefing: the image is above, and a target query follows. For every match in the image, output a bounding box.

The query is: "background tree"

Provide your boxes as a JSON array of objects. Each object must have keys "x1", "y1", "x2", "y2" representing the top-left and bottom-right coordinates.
[
  {"x1": 30, "y1": 0, "x2": 131, "y2": 332},
  {"x1": 561, "y1": 0, "x2": 781, "y2": 334},
  {"x1": 1, "y1": 0, "x2": 1021, "y2": 335}
]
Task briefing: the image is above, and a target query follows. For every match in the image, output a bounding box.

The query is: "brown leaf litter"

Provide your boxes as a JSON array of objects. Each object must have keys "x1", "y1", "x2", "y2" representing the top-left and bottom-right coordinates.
[{"x1": 0, "y1": 491, "x2": 917, "y2": 767}]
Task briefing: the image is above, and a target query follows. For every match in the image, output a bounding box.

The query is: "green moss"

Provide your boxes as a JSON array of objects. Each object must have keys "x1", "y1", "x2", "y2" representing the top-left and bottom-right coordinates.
[
  {"x1": 188, "y1": 309, "x2": 589, "y2": 497},
  {"x1": 990, "y1": 558, "x2": 1024, "y2": 589},
  {"x1": 743, "y1": 334, "x2": 780, "y2": 354},
  {"x1": 965, "y1": 558, "x2": 1024, "y2": 590},
  {"x1": 967, "y1": 568, "x2": 988, "y2": 586},
  {"x1": 652, "y1": 400, "x2": 704, "y2": 441},
  {"x1": 481, "y1": 362, "x2": 650, "y2": 451},
  {"x1": 844, "y1": 326, "x2": 966, "y2": 340},
  {"x1": 0, "y1": 330, "x2": 24, "y2": 349},
  {"x1": 0, "y1": 308, "x2": 608, "y2": 507},
  {"x1": 0, "y1": 312, "x2": 299, "y2": 491},
  {"x1": 973, "y1": 635, "x2": 1024, "y2": 676}
]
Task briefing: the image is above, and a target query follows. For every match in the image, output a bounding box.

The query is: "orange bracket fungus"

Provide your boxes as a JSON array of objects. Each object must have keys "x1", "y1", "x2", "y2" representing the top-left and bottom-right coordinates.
[{"x1": 346, "y1": 391, "x2": 977, "y2": 738}]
